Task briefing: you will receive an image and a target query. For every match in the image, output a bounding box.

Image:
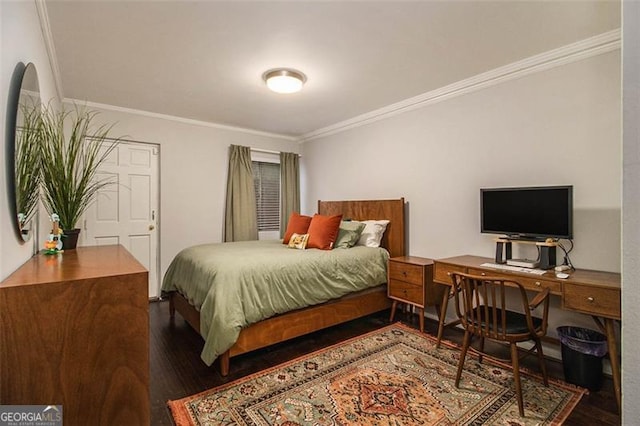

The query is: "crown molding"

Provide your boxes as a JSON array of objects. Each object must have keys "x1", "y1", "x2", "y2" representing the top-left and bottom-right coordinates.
[
  {"x1": 300, "y1": 29, "x2": 621, "y2": 143},
  {"x1": 35, "y1": 0, "x2": 64, "y2": 101},
  {"x1": 62, "y1": 98, "x2": 298, "y2": 141}
]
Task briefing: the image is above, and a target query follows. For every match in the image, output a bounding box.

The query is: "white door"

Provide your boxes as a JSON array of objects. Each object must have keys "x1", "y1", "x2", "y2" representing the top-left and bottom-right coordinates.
[{"x1": 82, "y1": 141, "x2": 160, "y2": 298}]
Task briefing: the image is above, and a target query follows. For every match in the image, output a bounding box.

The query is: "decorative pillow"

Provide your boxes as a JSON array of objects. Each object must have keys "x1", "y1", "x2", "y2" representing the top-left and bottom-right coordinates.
[
  {"x1": 287, "y1": 233, "x2": 309, "y2": 250},
  {"x1": 334, "y1": 220, "x2": 366, "y2": 249},
  {"x1": 307, "y1": 214, "x2": 343, "y2": 250},
  {"x1": 282, "y1": 212, "x2": 312, "y2": 244},
  {"x1": 356, "y1": 220, "x2": 390, "y2": 248}
]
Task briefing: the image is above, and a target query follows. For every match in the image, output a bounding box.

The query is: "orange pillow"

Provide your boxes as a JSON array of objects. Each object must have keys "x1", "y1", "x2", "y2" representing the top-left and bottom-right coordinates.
[
  {"x1": 307, "y1": 214, "x2": 343, "y2": 250},
  {"x1": 282, "y1": 212, "x2": 312, "y2": 244}
]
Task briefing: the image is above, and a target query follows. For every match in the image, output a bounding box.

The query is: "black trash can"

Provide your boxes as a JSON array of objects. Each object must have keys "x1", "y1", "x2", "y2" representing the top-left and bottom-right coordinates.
[{"x1": 556, "y1": 326, "x2": 608, "y2": 391}]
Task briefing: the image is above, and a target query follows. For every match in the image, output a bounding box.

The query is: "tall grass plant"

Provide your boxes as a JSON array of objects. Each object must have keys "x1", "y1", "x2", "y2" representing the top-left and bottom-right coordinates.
[{"x1": 39, "y1": 104, "x2": 120, "y2": 231}]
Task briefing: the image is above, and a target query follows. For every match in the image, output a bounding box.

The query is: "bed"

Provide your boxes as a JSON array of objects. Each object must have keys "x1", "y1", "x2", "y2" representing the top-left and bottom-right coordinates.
[{"x1": 163, "y1": 198, "x2": 405, "y2": 375}]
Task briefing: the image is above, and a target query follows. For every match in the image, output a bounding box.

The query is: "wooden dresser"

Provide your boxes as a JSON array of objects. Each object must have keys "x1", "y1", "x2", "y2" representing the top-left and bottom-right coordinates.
[{"x1": 0, "y1": 245, "x2": 149, "y2": 425}]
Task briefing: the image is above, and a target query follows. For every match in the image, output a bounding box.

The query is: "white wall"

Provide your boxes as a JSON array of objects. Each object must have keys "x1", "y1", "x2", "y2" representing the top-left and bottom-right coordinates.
[
  {"x1": 301, "y1": 51, "x2": 621, "y2": 353},
  {"x1": 0, "y1": 1, "x2": 59, "y2": 280},
  {"x1": 302, "y1": 51, "x2": 620, "y2": 271},
  {"x1": 622, "y1": 0, "x2": 639, "y2": 421},
  {"x1": 76, "y1": 107, "x2": 299, "y2": 282}
]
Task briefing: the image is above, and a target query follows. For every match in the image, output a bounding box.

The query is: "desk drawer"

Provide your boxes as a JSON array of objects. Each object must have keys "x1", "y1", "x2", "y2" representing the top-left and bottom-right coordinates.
[
  {"x1": 434, "y1": 263, "x2": 465, "y2": 285},
  {"x1": 388, "y1": 279, "x2": 424, "y2": 306},
  {"x1": 388, "y1": 261, "x2": 423, "y2": 286},
  {"x1": 563, "y1": 283, "x2": 621, "y2": 319},
  {"x1": 466, "y1": 268, "x2": 561, "y2": 294}
]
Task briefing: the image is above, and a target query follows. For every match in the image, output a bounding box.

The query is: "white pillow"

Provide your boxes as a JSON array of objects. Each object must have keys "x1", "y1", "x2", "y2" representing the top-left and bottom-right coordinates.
[{"x1": 355, "y1": 220, "x2": 390, "y2": 248}]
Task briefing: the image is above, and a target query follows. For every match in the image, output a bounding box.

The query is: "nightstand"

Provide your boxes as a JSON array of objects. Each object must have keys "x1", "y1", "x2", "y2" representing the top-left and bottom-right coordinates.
[{"x1": 388, "y1": 256, "x2": 445, "y2": 333}]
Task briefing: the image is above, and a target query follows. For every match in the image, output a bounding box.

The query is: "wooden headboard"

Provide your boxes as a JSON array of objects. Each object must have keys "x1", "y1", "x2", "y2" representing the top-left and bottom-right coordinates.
[{"x1": 318, "y1": 198, "x2": 405, "y2": 258}]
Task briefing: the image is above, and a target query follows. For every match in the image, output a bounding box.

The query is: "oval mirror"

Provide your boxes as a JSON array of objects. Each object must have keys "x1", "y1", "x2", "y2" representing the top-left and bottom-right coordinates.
[{"x1": 7, "y1": 63, "x2": 41, "y2": 242}]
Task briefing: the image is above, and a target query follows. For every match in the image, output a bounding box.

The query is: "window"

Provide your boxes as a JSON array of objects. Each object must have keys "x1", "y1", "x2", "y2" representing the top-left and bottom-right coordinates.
[{"x1": 253, "y1": 161, "x2": 280, "y2": 232}]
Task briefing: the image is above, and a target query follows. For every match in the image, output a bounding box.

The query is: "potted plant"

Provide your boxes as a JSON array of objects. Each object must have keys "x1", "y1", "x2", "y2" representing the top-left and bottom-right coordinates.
[{"x1": 39, "y1": 104, "x2": 120, "y2": 249}]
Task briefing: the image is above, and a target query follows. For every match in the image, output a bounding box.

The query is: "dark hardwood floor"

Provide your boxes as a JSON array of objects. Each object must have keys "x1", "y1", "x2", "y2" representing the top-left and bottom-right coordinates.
[{"x1": 150, "y1": 300, "x2": 620, "y2": 425}]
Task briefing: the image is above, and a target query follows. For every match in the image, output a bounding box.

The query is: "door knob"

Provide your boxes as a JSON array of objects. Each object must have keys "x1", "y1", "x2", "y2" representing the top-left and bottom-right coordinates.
[{"x1": 149, "y1": 224, "x2": 155, "y2": 231}]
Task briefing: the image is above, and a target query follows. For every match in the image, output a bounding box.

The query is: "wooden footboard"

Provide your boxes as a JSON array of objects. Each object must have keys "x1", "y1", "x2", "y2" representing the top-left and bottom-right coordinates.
[{"x1": 168, "y1": 286, "x2": 392, "y2": 375}]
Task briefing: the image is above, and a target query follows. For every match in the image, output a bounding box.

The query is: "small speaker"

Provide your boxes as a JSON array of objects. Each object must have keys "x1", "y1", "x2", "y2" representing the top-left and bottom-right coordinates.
[
  {"x1": 539, "y1": 246, "x2": 557, "y2": 269},
  {"x1": 494, "y1": 240, "x2": 512, "y2": 264}
]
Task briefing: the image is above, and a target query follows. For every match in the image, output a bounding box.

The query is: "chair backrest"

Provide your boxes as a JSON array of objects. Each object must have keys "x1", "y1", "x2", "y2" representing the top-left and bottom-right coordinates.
[{"x1": 450, "y1": 272, "x2": 549, "y2": 342}]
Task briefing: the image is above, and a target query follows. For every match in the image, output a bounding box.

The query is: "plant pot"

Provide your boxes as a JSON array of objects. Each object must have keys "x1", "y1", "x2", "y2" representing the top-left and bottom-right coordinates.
[{"x1": 63, "y1": 228, "x2": 81, "y2": 250}]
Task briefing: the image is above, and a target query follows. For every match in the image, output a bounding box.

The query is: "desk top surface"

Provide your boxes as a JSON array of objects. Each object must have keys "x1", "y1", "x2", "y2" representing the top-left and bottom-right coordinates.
[{"x1": 435, "y1": 255, "x2": 620, "y2": 291}]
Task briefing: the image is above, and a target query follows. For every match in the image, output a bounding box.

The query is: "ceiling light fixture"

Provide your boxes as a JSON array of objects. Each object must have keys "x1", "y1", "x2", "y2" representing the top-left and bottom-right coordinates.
[{"x1": 263, "y1": 68, "x2": 307, "y2": 94}]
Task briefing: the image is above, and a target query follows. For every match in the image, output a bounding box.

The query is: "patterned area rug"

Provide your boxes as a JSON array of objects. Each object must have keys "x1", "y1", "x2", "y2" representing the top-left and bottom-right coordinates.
[{"x1": 168, "y1": 323, "x2": 585, "y2": 425}]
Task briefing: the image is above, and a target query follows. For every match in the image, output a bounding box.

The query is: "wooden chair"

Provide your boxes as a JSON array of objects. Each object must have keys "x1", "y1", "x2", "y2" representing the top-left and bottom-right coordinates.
[{"x1": 450, "y1": 272, "x2": 550, "y2": 417}]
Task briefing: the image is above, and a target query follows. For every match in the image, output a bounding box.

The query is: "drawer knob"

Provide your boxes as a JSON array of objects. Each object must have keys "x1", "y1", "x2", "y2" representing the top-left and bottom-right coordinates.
[
  {"x1": 587, "y1": 296, "x2": 595, "y2": 302},
  {"x1": 535, "y1": 281, "x2": 541, "y2": 286},
  {"x1": 402, "y1": 271, "x2": 407, "y2": 276},
  {"x1": 447, "y1": 272, "x2": 451, "y2": 276},
  {"x1": 481, "y1": 272, "x2": 486, "y2": 276}
]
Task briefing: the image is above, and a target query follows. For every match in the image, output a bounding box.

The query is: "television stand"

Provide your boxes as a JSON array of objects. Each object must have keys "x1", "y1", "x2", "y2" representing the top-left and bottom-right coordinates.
[{"x1": 494, "y1": 237, "x2": 558, "y2": 269}]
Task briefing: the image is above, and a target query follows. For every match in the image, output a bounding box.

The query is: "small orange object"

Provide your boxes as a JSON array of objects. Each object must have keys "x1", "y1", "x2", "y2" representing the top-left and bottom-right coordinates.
[{"x1": 44, "y1": 240, "x2": 58, "y2": 250}]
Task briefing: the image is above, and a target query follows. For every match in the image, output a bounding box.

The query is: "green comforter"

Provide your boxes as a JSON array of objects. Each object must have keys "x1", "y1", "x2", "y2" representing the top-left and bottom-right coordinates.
[{"x1": 161, "y1": 239, "x2": 389, "y2": 365}]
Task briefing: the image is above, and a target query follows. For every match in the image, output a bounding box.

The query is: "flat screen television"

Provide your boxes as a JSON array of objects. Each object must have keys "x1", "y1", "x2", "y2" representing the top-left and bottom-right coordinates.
[{"x1": 480, "y1": 185, "x2": 573, "y2": 240}]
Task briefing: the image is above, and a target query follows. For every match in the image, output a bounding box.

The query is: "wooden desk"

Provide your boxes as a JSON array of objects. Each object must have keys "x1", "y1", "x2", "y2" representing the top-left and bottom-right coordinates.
[{"x1": 433, "y1": 255, "x2": 621, "y2": 410}]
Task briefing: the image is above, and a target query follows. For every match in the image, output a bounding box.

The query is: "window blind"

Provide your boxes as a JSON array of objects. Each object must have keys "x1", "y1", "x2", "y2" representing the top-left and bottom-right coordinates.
[{"x1": 252, "y1": 161, "x2": 280, "y2": 231}]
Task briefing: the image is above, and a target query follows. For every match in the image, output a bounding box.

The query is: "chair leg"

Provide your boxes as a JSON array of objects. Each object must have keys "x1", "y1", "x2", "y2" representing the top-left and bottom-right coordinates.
[
  {"x1": 510, "y1": 343, "x2": 525, "y2": 417},
  {"x1": 455, "y1": 330, "x2": 471, "y2": 388},
  {"x1": 534, "y1": 338, "x2": 549, "y2": 386},
  {"x1": 436, "y1": 289, "x2": 451, "y2": 348},
  {"x1": 478, "y1": 336, "x2": 485, "y2": 363}
]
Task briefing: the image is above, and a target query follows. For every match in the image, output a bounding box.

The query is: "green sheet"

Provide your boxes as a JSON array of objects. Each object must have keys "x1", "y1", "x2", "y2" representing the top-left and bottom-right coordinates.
[{"x1": 161, "y1": 239, "x2": 389, "y2": 365}]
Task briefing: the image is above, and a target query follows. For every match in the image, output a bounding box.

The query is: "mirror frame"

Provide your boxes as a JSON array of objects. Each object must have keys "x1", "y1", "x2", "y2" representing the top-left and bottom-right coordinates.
[{"x1": 6, "y1": 62, "x2": 40, "y2": 243}]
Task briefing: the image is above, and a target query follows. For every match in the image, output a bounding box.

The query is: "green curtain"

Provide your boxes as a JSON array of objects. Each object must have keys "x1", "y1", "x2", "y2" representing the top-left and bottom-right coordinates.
[
  {"x1": 224, "y1": 145, "x2": 258, "y2": 242},
  {"x1": 279, "y1": 152, "x2": 300, "y2": 238}
]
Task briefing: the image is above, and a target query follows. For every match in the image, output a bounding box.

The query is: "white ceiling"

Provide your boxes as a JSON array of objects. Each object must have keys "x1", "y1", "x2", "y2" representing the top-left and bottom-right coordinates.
[{"x1": 44, "y1": 1, "x2": 620, "y2": 138}]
